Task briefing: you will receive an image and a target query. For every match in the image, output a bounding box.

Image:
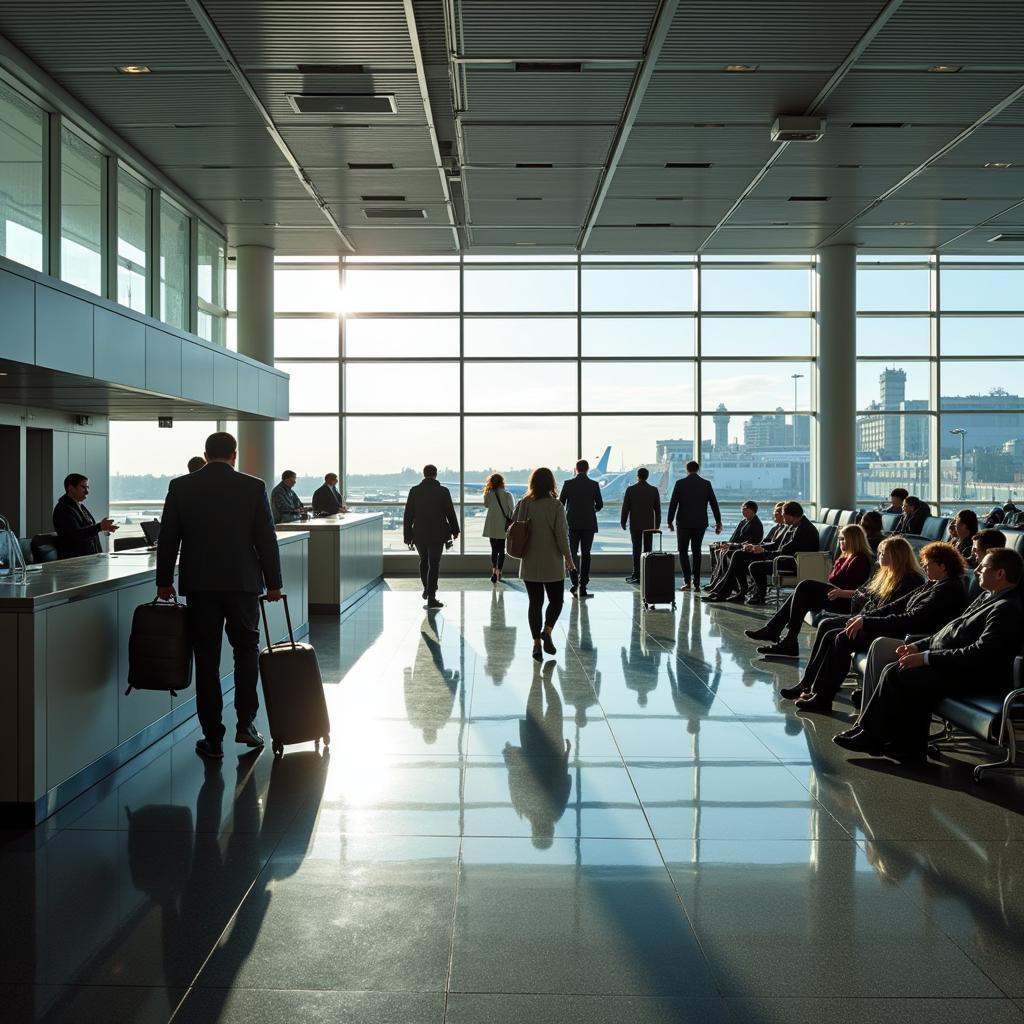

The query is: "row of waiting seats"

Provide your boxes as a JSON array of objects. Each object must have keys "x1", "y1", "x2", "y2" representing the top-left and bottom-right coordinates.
[{"x1": 6, "y1": 533, "x2": 59, "y2": 565}]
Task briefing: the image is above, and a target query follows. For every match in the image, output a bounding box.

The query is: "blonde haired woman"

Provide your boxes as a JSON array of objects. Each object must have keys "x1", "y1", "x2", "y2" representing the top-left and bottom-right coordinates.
[
  {"x1": 744, "y1": 523, "x2": 874, "y2": 657},
  {"x1": 482, "y1": 473, "x2": 515, "y2": 583},
  {"x1": 511, "y1": 467, "x2": 575, "y2": 661}
]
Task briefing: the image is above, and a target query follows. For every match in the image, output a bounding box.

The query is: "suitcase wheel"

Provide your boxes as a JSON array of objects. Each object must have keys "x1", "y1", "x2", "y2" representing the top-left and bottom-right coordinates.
[
  {"x1": 272, "y1": 741, "x2": 284, "y2": 757},
  {"x1": 323, "y1": 734, "x2": 330, "y2": 748}
]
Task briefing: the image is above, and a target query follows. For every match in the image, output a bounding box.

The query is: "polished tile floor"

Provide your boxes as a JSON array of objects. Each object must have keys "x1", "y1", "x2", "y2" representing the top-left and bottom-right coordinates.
[{"x1": 4, "y1": 578, "x2": 1024, "y2": 1024}]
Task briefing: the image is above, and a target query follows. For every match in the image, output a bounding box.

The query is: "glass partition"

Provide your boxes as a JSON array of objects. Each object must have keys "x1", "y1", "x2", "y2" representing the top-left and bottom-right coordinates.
[
  {"x1": 159, "y1": 197, "x2": 189, "y2": 329},
  {"x1": 116, "y1": 169, "x2": 148, "y2": 313},
  {"x1": 60, "y1": 127, "x2": 103, "y2": 295},
  {"x1": 0, "y1": 81, "x2": 44, "y2": 271}
]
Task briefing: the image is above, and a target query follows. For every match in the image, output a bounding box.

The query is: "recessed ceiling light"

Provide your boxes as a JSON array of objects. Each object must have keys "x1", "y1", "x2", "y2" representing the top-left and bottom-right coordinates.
[
  {"x1": 985, "y1": 161, "x2": 1012, "y2": 168},
  {"x1": 116, "y1": 64, "x2": 151, "y2": 74},
  {"x1": 894, "y1": 221, "x2": 914, "y2": 226},
  {"x1": 724, "y1": 64, "x2": 757, "y2": 72},
  {"x1": 927, "y1": 64, "x2": 961, "y2": 73}
]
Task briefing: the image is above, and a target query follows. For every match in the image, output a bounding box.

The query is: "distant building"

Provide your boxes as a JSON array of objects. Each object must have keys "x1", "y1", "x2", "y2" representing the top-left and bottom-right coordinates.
[{"x1": 744, "y1": 409, "x2": 789, "y2": 448}]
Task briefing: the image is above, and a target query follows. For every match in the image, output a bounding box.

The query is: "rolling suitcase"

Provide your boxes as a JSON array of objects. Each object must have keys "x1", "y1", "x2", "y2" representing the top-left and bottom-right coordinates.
[
  {"x1": 259, "y1": 594, "x2": 331, "y2": 756},
  {"x1": 640, "y1": 529, "x2": 676, "y2": 610}
]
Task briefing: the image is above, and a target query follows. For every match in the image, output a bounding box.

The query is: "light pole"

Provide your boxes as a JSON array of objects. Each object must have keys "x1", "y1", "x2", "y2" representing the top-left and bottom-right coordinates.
[{"x1": 949, "y1": 427, "x2": 967, "y2": 500}]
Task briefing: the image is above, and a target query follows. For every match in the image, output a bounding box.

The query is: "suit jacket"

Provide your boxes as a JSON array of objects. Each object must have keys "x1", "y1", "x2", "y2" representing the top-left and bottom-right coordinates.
[
  {"x1": 861, "y1": 575, "x2": 967, "y2": 640},
  {"x1": 764, "y1": 516, "x2": 818, "y2": 557},
  {"x1": 270, "y1": 482, "x2": 304, "y2": 523},
  {"x1": 851, "y1": 571, "x2": 924, "y2": 615},
  {"x1": 761, "y1": 522, "x2": 788, "y2": 547},
  {"x1": 311, "y1": 483, "x2": 343, "y2": 515},
  {"x1": 916, "y1": 588, "x2": 1023, "y2": 684},
  {"x1": 404, "y1": 478, "x2": 459, "y2": 547},
  {"x1": 667, "y1": 474, "x2": 721, "y2": 529},
  {"x1": 894, "y1": 505, "x2": 929, "y2": 535},
  {"x1": 559, "y1": 474, "x2": 603, "y2": 533},
  {"x1": 726, "y1": 515, "x2": 763, "y2": 547},
  {"x1": 156, "y1": 462, "x2": 282, "y2": 595},
  {"x1": 52, "y1": 495, "x2": 102, "y2": 558},
  {"x1": 620, "y1": 481, "x2": 661, "y2": 532}
]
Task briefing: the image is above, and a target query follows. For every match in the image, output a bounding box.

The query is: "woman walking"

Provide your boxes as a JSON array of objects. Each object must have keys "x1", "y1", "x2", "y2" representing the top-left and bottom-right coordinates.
[
  {"x1": 512, "y1": 467, "x2": 575, "y2": 661},
  {"x1": 483, "y1": 473, "x2": 516, "y2": 583}
]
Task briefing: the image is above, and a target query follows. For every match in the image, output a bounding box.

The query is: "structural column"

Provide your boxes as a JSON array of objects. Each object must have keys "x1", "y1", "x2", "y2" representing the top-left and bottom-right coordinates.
[
  {"x1": 235, "y1": 244, "x2": 275, "y2": 486},
  {"x1": 816, "y1": 245, "x2": 857, "y2": 510}
]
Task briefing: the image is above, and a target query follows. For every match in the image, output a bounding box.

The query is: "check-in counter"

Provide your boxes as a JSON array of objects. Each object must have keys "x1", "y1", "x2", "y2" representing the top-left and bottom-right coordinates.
[
  {"x1": 0, "y1": 531, "x2": 308, "y2": 824},
  {"x1": 277, "y1": 512, "x2": 383, "y2": 614}
]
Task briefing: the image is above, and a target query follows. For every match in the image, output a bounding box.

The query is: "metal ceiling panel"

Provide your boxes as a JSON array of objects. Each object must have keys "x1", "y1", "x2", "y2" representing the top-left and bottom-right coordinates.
[
  {"x1": 335, "y1": 202, "x2": 452, "y2": 226},
  {"x1": 834, "y1": 225, "x2": 965, "y2": 249},
  {"x1": 118, "y1": 125, "x2": 290, "y2": 168},
  {"x1": 941, "y1": 227, "x2": 1024, "y2": 254},
  {"x1": 469, "y1": 198, "x2": 590, "y2": 225},
  {"x1": 199, "y1": 197, "x2": 332, "y2": 226},
  {"x1": 55, "y1": 71, "x2": 260, "y2": 127},
  {"x1": 660, "y1": 1, "x2": 889, "y2": 65},
  {"x1": 897, "y1": 165, "x2": 1024, "y2": 199},
  {"x1": 861, "y1": 0, "x2": 1024, "y2": 68},
  {"x1": 733, "y1": 197, "x2": 865, "y2": 225},
  {"x1": 463, "y1": 125, "x2": 615, "y2": 166},
  {"x1": 468, "y1": 226, "x2": 581, "y2": 247},
  {"x1": 597, "y1": 196, "x2": 736, "y2": 225},
  {"x1": 933, "y1": 125, "x2": 1024, "y2": 166},
  {"x1": 824, "y1": 71, "x2": 1024, "y2": 122},
  {"x1": 779, "y1": 125, "x2": 961, "y2": 167},
  {"x1": 748, "y1": 164, "x2": 910, "y2": 199},
  {"x1": 229, "y1": 225, "x2": 347, "y2": 254},
  {"x1": 167, "y1": 166, "x2": 323, "y2": 201},
  {"x1": 280, "y1": 126, "x2": 437, "y2": 168},
  {"x1": 980, "y1": 205, "x2": 1024, "y2": 226},
  {"x1": 461, "y1": 69, "x2": 633, "y2": 121},
  {"x1": 201, "y1": 0, "x2": 415, "y2": 66},
  {"x1": 706, "y1": 225, "x2": 832, "y2": 250},
  {"x1": 457, "y1": 0, "x2": 659, "y2": 59},
  {"x1": 609, "y1": 166, "x2": 755, "y2": 198},
  {"x1": 463, "y1": 167, "x2": 602, "y2": 199},
  {"x1": 308, "y1": 168, "x2": 446, "y2": 202},
  {"x1": 621, "y1": 126, "x2": 775, "y2": 165},
  {"x1": 342, "y1": 227, "x2": 460, "y2": 253},
  {"x1": 639, "y1": 71, "x2": 832, "y2": 123},
  {"x1": 586, "y1": 226, "x2": 710, "y2": 252},
  {"x1": 859, "y1": 197, "x2": 1013, "y2": 225}
]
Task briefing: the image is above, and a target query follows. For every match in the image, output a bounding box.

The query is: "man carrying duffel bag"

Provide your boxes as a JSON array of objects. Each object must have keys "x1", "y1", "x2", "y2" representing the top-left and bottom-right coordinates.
[{"x1": 155, "y1": 431, "x2": 283, "y2": 761}]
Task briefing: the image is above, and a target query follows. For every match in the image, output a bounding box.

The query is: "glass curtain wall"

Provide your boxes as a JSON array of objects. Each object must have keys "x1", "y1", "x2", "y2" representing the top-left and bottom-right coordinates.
[
  {"x1": 856, "y1": 256, "x2": 1024, "y2": 518},
  {"x1": 116, "y1": 167, "x2": 148, "y2": 313},
  {"x1": 261, "y1": 256, "x2": 817, "y2": 553},
  {"x1": 197, "y1": 221, "x2": 227, "y2": 344},
  {"x1": 159, "y1": 197, "x2": 189, "y2": 329},
  {"x1": 60, "y1": 126, "x2": 103, "y2": 295},
  {"x1": 0, "y1": 80, "x2": 44, "y2": 271}
]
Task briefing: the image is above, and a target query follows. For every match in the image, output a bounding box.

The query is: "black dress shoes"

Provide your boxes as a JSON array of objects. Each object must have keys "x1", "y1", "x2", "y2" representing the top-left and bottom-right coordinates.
[
  {"x1": 745, "y1": 592, "x2": 767, "y2": 606},
  {"x1": 196, "y1": 738, "x2": 224, "y2": 760},
  {"x1": 758, "y1": 638, "x2": 799, "y2": 658},
  {"x1": 794, "y1": 693, "x2": 832, "y2": 713},
  {"x1": 745, "y1": 626, "x2": 779, "y2": 641},
  {"x1": 850, "y1": 688, "x2": 863, "y2": 709},
  {"x1": 542, "y1": 632, "x2": 557, "y2": 655},
  {"x1": 832, "y1": 730, "x2": 885, "y2": 754},
  {"x1": 235, "y1": 723, "x2": 265, "y2": 748},
  {"x1": 724, "y1": 592, "x2": 748, "y2": 604},
  {"x1": 779, "y1": 683, "x2": 810, "y2": 700},
  {"x1": 427, "y1": 598, "x2": 444, "y2": 609}
]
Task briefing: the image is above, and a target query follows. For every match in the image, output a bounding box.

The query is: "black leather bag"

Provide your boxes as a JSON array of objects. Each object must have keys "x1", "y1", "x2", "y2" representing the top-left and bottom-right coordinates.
[{"x1": 126, "y1": 598, "x2": 193, "y2": 696}]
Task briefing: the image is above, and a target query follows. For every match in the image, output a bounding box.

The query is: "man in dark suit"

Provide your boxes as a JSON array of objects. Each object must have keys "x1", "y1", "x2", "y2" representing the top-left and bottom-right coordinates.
[
  {"x1": 403, "y1": 464, "x2": 459, "y2": 610},
  {"x1": 743, "y1": 501, "x2": 820, "y2": 604},
  {"x1": 311, "y1": 472, "x2": 346, "y2": 515},
  {"x1": 620, "y1": 467, "x2": 661, "y2": 584},
  {"x1": 666, "y1": 461, "x2": 722, "y2": 590},
  {"x1": 156, "y1": 432, "x2": 283, "y2": 760},
  {"x1": 559, "y1": 459, "x2": 603, "y2": 599},
  {"x1": 893, "y1": 495, "x2": 929, "y2": 535},
  {"x1": 836, "y1": 547, "x2": 1024, "y2": 759},
  {"x1": 270, "y1": 470, "x2": 306, "y2": 524},
  {"x1": 52, "y1": 473, "x2": 118, "y2": 558},
  {"x1": 708, "y1": 499, "x2": 763, "y2": 587}
]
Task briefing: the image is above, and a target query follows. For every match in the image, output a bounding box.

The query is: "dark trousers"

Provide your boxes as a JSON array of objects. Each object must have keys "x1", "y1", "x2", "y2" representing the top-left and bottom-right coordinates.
[
  {"x1": 675, "y1": 527, "x2": 706, "y2": 583},
  {"x1": 416, "y1": 542, "x2": 444, "y2": 597},
  {"x1": 763, "y1": 579, "x2": 851, "y2": 638},
  {"x1": 709, "y1": 546, "x2": 738, "y2": 588},
  {"x1": 714, "y1": 550, "x2": 758, "y2": 595},
  {"x1": 801, "y1": 618, "x2": 869, "y2": 698},
  {"x1": 525, "y1": 580, "x2": 565, "y2": 639},
  {"x1": 630, "y1": 529, "x2": 653, "y2": 579},
  {"x1": 489, "y1": 538, "x2": 506, "y2": 570},
  {"x1": 186, "y1": 592, "x2": 260, "y2": 741},
  {"x1": 568, "y1": 528, "x2": 595, "y2": 588},
  {"x1": 749, "y1": 555, "x2": 796, "y2": 597}
]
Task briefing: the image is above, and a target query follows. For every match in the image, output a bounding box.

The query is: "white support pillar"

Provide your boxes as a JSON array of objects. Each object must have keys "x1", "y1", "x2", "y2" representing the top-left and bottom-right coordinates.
[
  {"x1": 235, "y1": 244, "x2": 275, "y2": 486},
  {"x1": 816, "y1": 245, "x2": 857, "y2": 511}
]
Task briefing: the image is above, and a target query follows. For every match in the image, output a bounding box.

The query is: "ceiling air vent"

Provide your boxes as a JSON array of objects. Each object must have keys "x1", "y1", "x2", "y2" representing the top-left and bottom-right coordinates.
[
  {"x1": 788, "y1": 195, "x2": 829, "y2": 202},
  {"x1": 770, "y1": 116, "x2": 825, "y2": 142},
  {"x1": 515, "y1": 62, "x2": 582, "y2": 73},
  {"x1": 363, "y1": 208, "x2": 426, "y2": 220},
  {"x1": 297, "y1": 64, "x2": 365, "y2": 75},
  {"x1": 361, "y1": 194, "x2": 406, "y2": 201},
  {"x1": 849, "y1": 122, "x2": 905, "y2": 128},
  {"x1": 348, "y1": 162, "x2": 394, "y2": 170},
  {"x1": 988, "y1": 233, "x2": 1024, "y2": 243},
  {"x1": 636, "y1": 222, "x2": 671, "y2": 228},
  {"x1": 665, "y1": 162, "x2": 712, "y2": 169},
  {"x1": 287, "y1": 93, "x2": 397, "y2": 114},
  {"x1": 516, "y1": 162, "x2": 553, "y2": 169},
  {"x1": 515, "y1": 197, "x2": 542, "y2": 201}
]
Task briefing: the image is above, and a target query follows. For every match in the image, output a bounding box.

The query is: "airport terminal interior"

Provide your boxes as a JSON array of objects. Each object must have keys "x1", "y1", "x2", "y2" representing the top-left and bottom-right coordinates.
[{"x1": 3, "y1": 1, "x2": 1024, "y2": 1022}]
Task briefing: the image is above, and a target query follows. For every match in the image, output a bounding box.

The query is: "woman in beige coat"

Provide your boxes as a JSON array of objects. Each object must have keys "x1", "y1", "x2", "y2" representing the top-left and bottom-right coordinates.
[{"x1": 511, "y1": 467, "x2": 575, "y2": 660}]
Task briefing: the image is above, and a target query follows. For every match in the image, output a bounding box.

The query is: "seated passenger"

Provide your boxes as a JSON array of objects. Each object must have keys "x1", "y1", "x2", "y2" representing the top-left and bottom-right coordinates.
[
  {"x1": 983, "y1": 506, "x2": 1005, "y2": 529},
  {"x1": 879, "y1": 487, "x2": 909, "y2": 515},
  {"x1": 788, "y1": 540, "x2": 967, "y2": 712},
  {"x1": 860, "y1": 510, "x2": 885, "y2": 553},
  {"x1": 834, "y1": 547, "x2": 1024, "y2": 760},
  {"x1": 893, "y1": 494, "x2": 929, "y2": 535},
  {"x1": 52, "y1": 473, "x2": 118, "y2": 558},
  {"x1": 311, "y1": 472, "x2": 347, "y2": 515},
  {"x1": 707, "y1": 499, "x2": 763, "y2": 587},
  {"x1": 705, "y1": 501, "x2": 790, "y2": 600},
  {"x1": 947, "y1": 508, "x2": 978, "y2": 560},
  {"x1": 966, "y1": 528, "x2": 1006, "y2": 599},
  {"x1": 270, "y1": 470, "x2": 307, "y2": 524},
  {"x1": 744, "y1": 523, "x2": 873, "y2": 657}
]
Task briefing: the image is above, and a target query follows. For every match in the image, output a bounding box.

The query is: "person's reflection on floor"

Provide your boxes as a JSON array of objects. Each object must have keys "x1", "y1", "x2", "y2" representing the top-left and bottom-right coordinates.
[
  {"x1": 503, "y1": 659, "x2": 572, "y2": 848},
  {"x1": 622, "y1": 607, "x2": 661, "y2": 707},
  {"x1": 482, "y1": 588, "x2": 516, "y2": 684},
  {"x1": 557, "y1": 598, "x2": 601, "y2": 728},
  {"x1": 667, "y1": 598, "x2": 721, "y2": 725},
  {"x1": 404, "y1": 616, "x2": 459, "y2": 744}
]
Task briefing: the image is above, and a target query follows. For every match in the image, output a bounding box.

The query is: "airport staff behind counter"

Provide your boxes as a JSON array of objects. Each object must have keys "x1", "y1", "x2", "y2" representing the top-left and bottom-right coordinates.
[
  {"x1": 312, "y1": 472, "x2": 348, "y2": 515},
  {"x1": 52, "y1": 473, "x2": 118, "y2": 558},
  {"x1": 271, "y1": 470, "x2": 307, "y2": 524}
]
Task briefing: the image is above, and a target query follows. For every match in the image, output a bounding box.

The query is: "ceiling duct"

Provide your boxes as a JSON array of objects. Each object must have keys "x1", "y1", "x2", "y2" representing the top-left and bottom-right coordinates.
[
  {"x1": 287, "y1": 93, "x2": 397, "y2": 114},
  {"x1": 363, "y1": 208, "x2": 427, "y2": 219}
]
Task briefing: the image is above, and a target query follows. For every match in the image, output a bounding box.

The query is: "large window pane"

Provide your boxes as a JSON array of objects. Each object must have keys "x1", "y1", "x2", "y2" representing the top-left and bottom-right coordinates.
[
  {"x1": 857, "y1": 316, "x2": 930, "y2": 356},
  {"x1": 0, "y1": 81, "x2": 44, "y2": 271},
  {"x1": 466, "y1": 317, "x2": 576, "y2": 357},
  {"x1": 344, "y1": 416, "x2": 459, "y2": 496},
  {"x1": 159, "y1": 197, "x2": 189, "y2": 328},
  {"x1": 701, "y1": 361, "x2": 812, "y2": 411},
  {"x1": 701, "y1": 268, "x2": 811, "y2": 312},
  {"x1": 857, "y1": 360, "x2": 930, "y2": 411},
  {"x1": 346, "y1": 317, "x2": 458, "y2": 357},
  {"x1": 197, "y1": 221, "x2": 226, "y2": 343},
  {"x1": 276, "y1": 268, "x2": 340, "y2": 313},
  {"x1": 941, "y1": 317, "x2": 1024, "y2": 355},
  {"x1": 857, "y1": 415, "x2": 932, "y2": 503},
  {"x1": 464, "y1": 361, "x2": 576, "y2": 413},
  {"x1": 582, "y1": 362, "x2": 695, "y2": 412},
  {"x1": 276, "y1": 361, "x2": 338, "y2": 413},
  {"x1": 582, "y1": 317, "x2": 694, "y2": 357},
  {"x1": 61, "y1": 127, "x2": 103, "y2": 295},
  {"x1": 940, "y1": 361, "x2": 1024, "y2": 402},
  {"x1": 857, "y1": 267, "x2": 930, "y2": 311},
  {"x1": 345, "y1": 362, "x2": 459, "y2": 412},
  {"x1": 464, "y1": 267, "x2": 576, "y2": 312},
  {"x1": 276, "y1": 416, "x2": 339, "y2": 497},
  {"x1": 581, "y1": 266, "x2": 694, "y2": 312},
  {"x1": 940, "y1": 413, "x2": 1023, "y2": 507},
  {"x1": 276, "y1": 318, "x2": 338, "y2": 358},
  {"x1": 701, "y1": 317, "x2": 811, "y2": 356},
  {"x1": 117, "y1": 170, "x2": 148, "y2": 313},
  {"x1": 700, "y1": 414, "x2": 810, "y2": 501},
  {"x1": 941, "y1": 267, "x2": 1024, "y2": 311},
  {"x1": 343, "y1": 267, "x2": 459, "y2": 312},
  {"x1": 109, "y1": 420, "x2": 218, "y2": 502}
]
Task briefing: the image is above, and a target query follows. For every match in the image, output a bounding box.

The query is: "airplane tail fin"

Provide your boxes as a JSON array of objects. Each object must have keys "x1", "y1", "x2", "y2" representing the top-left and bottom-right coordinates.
[{"x1": 593, "y1": 445, "x2": 612, "y2": 476}]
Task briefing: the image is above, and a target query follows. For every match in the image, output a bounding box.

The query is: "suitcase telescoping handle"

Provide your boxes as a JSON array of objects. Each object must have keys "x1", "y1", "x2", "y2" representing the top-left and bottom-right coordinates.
[
  {"x1": 259, "y1": 593, "x2": 296, "y2": 652},
  {"x1": 644, "y1": 528, "x2": 663, "y2": 552}
]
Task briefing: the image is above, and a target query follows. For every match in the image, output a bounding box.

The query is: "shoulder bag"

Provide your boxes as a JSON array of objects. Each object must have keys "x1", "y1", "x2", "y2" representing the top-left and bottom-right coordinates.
[{"x1": 506, "y1": 498, "x2": 532, "y2": 558}]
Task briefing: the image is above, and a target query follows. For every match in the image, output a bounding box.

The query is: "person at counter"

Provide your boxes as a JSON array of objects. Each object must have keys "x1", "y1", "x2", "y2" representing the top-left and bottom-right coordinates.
[
  {"x1": 156, "y1": 431, "x2": 282, "y2": 761},
  {"x1": 311, "y1": 472, "x2": 347, "y2": 516},
  {"x1": 52, "y1": 473, "x2": 118, "y2": 558},
  {"x1": 270, "y1": 470, "x2": 307, "y2": 524}
]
